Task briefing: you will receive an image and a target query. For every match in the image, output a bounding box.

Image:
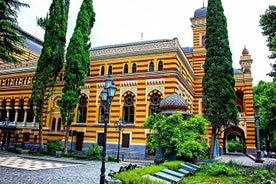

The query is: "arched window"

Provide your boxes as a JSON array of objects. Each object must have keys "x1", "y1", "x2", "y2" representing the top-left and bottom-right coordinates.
[
  {"x1": 77, "y1": 95, "x2": 87, "y2": 123},
  {"x1": 9, "y1": 99, "x2": 15, "y2": 122},
  {"x1": 1, "y1": 99, "x2": 7, "y2": 121},
  {"x1": 124, "y1": 64, "x2": 128, "y2": 74},
  {"x1": 123, "y1": 92, "x2": 135, "y2": 124},
  {"x1": 57, "y1": 118, "x2": 62, "y2": 131},
  {"x1": 100, "y1": 66, "x2": 105, "y2": 76},
  {"x1": 108, "y1": 65, "x2": 112, "y2": 75},
  {"x1": 26, "y1": 100, "x2": 34, "y2": 122},
  {"x1": 202, "y1": 36, "x2": 206, "y2": 46},
  {"x1": 51, "y1": 118, "x2": 56, "y2": 131},
  {"x1": 149, "y1": 91, "x2": 162, "y2": 115},
  {"x1": 98, "y1": 105, "x2": 105, "y2": 123},
  {"x1": 18, "y1": 99, "x2": 24, "y2": 122},
  {"x1": 149, "y1": 61, "x2": 154, "y2": 72},
  {"x1": 132, "y1": 63, "x2": 137, "y2": 73},
  {"x1": 158, "y1": 60, "x2": 163, "y2": 71}
]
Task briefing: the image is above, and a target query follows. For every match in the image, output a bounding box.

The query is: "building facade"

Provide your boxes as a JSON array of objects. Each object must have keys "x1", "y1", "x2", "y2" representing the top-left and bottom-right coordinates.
[{"x1": 0, "y1": 6, "x2": 255, "y2": 158}]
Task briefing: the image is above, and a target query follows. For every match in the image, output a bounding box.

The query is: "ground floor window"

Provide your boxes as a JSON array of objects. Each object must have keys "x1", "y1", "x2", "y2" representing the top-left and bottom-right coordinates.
[
  {"x1": 122, "y1": 133, "x2": 130, "y2": 148},
  {"x1": 97, "y1": 133, "x2": 104, "y2": 146}
]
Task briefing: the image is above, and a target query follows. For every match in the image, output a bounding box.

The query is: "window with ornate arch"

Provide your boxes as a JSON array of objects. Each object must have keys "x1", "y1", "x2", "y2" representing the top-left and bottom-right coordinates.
[
  {"x1": 51, "y1": 117, "x2": 62, "y2": 131},
  {"x1": 123, "y1": 92, "x2": 135, "y2": 124},
  {"x1": 149, "y1": 61, "x2": 154, "y2": 72},
  {"x1": 158, "y1": 60, "x2": 163, "y2": 71},
  {"x1": 18, "y1": 99, "x2": 24, "y2": 122},
  {"x1": 124, "y1": 64, "x2": 128, "y2": 74},
  {"x1": 77, "y1": 95, "x2": 87, "y2": 123},
  {"x1": 132, "y1": 63, "x2": 137, "y2": 73},
  {"x1": 108, "y1": 65, "x2": 112, "y2": 75},
  {"x1": 9, "y1": 99, "x2": 15, "y2": 122},
  {"x1": 98, "y1": 105, "x2": 105, "y2": 123},
  {"x1": 26, "y1": 100, "x2": 34, "y2": 122},
  {"x1": 149, "y1": 91, "x2": 162, "y2": 115},
  {"x1": 100, "y1": 66, "x2": 105, "y2": 76}
]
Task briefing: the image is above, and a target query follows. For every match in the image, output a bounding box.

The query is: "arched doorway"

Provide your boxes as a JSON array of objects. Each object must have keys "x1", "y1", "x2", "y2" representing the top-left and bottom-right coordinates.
[{"x1": 223, "y1": 126, "x2": 246, "y2": 154}]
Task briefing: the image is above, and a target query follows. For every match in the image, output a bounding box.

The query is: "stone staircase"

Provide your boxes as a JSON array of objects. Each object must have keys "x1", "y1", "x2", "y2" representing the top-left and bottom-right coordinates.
[{"x1": 142, "y1": 162, "x2": 200, "y2": 183}]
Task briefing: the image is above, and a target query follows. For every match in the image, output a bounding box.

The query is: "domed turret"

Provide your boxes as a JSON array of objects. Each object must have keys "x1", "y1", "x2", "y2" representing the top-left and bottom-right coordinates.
[
  {"x1": 194, "y1": 6, "x2": 207, "y2": 18},
  {"x1": 242, "y1": 47, "x2": 249, "y2": 55},
  {"x1": 160, "y1": 93, "x2": 188, "y2": 114}
]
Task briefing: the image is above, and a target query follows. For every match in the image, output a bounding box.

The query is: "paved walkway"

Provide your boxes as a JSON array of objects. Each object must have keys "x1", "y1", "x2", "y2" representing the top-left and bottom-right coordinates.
[{"x1": 0, "y1": 151, "x2": 275, "y2": 184}]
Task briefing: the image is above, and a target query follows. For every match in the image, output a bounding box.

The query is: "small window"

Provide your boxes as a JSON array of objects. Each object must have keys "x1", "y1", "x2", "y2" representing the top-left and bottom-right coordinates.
[
  {"x1": 98, "y1": 105, "x2": 105, "y2": 123},
  {"x1": 149, "y1": 61, "x2": 154, "y2": 72},
  {"x1": 124, "y1": 64, "x2": 128, "y2": 74},
  {"x1": 158, "y1": 60, "x2": 163, "y2": 71},
  {"x1": 202, "y1": 36, "x2": 206, "y2": 46},
  {"x1": 108, "y1": 65, "x2": 112, "y2": 75},
  {"x1": 122, "y1": 133, "x2": 130, "y2": 148},
  {"x1": 132, "y1": 63, "x2": 137, "y2": 73},
  {"x1": 97, "y1": 133, "x2": 104, "y2": 146},
  {"x1": 77, "y1": 96, "x2": 87, "y2": 123},
  {"x1": 100, "y1": 66, "x2": 105, "y2": 76},
  {"x1": 23, "y1": 133, "x2": 30, "y2": 142}
]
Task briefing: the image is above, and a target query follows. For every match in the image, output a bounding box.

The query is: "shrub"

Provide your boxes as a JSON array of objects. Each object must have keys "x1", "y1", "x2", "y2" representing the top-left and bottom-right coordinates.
[
  {"x1": 107, "y1": 156, "x2": 117, "y2": 162},
  {"x1": 46, "y1": 140, "x2": 62, "y2": 155},
  {"x1": 227, "y1": 141, "x2": 243, "y2": 152},
  {"x1": 203, "y1": 162, "x2": 241, "y2": 177},
  {"x1": 87, "y1": 143, "x2": 102, "y2": 160}
]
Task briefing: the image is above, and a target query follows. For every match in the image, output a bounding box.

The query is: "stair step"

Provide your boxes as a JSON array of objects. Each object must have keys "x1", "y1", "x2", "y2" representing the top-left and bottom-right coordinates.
[
  {"x1": 179, "y1": 164, "x2": 197, "y2": 174},
  {"x1": 142, "y1": 174, "x2": 170, "y2": 184},
  {"x1": 178, "y1": 168, "x2": 191, "y2": 176},
  {"x1": 185, "y1": 162, "x2": 201, "y2": 171},
  {"x1": 154, "y1": 171, "x2": 182, "y2": 183},
  {"x1": 161, "y1": 168, "x2": 185, "y2": 178}
]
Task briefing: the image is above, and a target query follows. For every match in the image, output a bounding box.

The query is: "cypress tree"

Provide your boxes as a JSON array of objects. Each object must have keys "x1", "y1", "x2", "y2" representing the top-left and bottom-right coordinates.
[
  {"x1": 59, "y1": 0, "x2": 95, "y2": 153},
  {"x1": 202, "y1": 0, "x2": 238, "y2": 158},
  {"x1": 30, "y1": 0, "x2": 69, "y2": 150},
  {"x1": 0, "y1": 0, "x2": 29, "y2": 63}
]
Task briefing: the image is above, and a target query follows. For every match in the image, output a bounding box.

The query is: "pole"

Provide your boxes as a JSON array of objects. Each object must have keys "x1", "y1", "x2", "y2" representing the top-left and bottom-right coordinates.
[
  {"x1": 255, "y1": 114, "x2": 261, "y2": 161},
  {"x1": 117, "y1": 131, "x2": 121, "y2": 162},
  {"x1": 100, "y1": 102, "x2": 109, "y2": 184}
]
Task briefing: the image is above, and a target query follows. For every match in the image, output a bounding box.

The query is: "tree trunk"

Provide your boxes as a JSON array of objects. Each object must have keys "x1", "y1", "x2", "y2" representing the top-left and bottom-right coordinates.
[
  {"x1": 209, "y1": 127, "x2": 217, "y2": 159},
  {"x1": 63, "y1": 123, "x2": 70, "y2": 154},
  {"x1": 38, "y1": 121, "x2": 43, "y2": 152}
]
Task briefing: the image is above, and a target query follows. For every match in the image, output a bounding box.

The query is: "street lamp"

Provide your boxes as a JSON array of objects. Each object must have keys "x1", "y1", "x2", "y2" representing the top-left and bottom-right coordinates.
[
  {"x1": 114, "y1": 118, "x2": 126, "y2": 162},
  {"x1": 99, "y1": 76, "x2": 117, "y2": 184},
  {"x1": 254, "y1": 103, "x2": 262, "y2": 161}
]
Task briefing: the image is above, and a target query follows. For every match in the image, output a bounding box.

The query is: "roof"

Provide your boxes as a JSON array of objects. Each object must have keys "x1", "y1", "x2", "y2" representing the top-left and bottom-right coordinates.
[{"x1": 194, "y1": 6, "x2": 207, "y2": 18}]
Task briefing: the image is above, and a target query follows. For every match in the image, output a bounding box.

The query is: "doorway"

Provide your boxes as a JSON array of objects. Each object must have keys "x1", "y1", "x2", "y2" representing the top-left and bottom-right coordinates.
[{"x1": 75, "y1": 132, "x2": 84, "y2": 151}]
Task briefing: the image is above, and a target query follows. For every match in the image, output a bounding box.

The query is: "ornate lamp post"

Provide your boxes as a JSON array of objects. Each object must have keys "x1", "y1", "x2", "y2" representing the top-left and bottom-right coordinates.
[
  {"x1": 114, "y1": 118, "x2": 126, "y2": 162},
  {"x1": 254, "y1": 103, "x2": 262, "y2": 161},
  {"x1": 99, "y1": 76, "x2": 117, "y2": 184}
]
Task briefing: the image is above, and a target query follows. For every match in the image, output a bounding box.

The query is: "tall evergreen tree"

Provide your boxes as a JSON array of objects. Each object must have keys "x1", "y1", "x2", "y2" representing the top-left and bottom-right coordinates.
[
  {"x1": 202, "y1": 0, "x2": 238, "y2": 158},
  {"x1": 30, "y1": 0, "x2": 69, "y2": 150},
  {"x1": 58, "y1": 0, "x2": 95, "y2": 153},
  {"x1": 260, "y1": 5, "x2": 276, "y2": 81},
  {"x1": 0, "y1": 0, "x2": 29, "y2": 63}
]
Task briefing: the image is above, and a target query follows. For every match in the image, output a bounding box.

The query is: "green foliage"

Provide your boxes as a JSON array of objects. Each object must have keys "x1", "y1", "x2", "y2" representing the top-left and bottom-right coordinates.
[
  {"x1": 114, "y1": 161, "x2": 183, "y2": 183},
  {"x1": 46, "y1": 140, "x2": 62, "y2": 155},
  {"x1": 87, "y1": 143, "x2": 102, "y2": 160},
  {"x1": 260, "y1": 5, "x2": 276, "y2": 80},
  {"x1": 0, "y1": 0, "x2": 29, "y2": 63},
  {"x1": 203, "y1": 0, "x2": 238, "y2": 158},
  {"x1": 107, "y1": 156, "x2": 117, "y2": 162},
  {"x1": 226, "y1": 141, "x2": 243, "y2": 152},
  {"x1": 253, "y1": 81, "x2": 276, "y2": 151},
  {"x1": 144, "y1": 113, "x2": 208, "y2": 161},
  {"x1": 203, "y1": 162, "x2": 242, "y2": 177}
]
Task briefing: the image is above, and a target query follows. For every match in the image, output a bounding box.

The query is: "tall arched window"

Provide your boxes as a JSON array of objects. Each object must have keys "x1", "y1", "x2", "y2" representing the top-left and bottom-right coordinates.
[
  {"x1": 1, "y1": 99, "x2": 7, "y2": 121},
  {"x1": 149, "y1": 61, "x2": 154, "y2": 72},
  {"x1": 108, "y1": 65, "x2": 113, "y2": 75},
  {"x1": 51, "y1": 118, "x2": 56, "y2": 131},
  {"x1": 18, "y1": 99, "x2": 24, "y2": 122},
  {"x1": 77, "y1": 95, "x2": 87, "y2": 123},
  {"x1": 149, "y1": 91, "x2": 162, "y2": 115},
  {"x1": 158, "y1": 60, "x2": 163, "y2": 71},
  {"x1": 98, "y1": 105, "x2": 105, "y2": 123},
  {"x1": 10, "y1": 99, "x2": 15, "y2": 122},
  {"x1": 132, "y1": 63, "x2": 137, "y2": 73},
  {"x1": 26, "y1": 100, "x2": 34, "y2": 122},
  {"x1": 124, "y1": 64, "x2": 128, "y2": 74},
  {"x1": 100, "y1": 66, "x2": 105, "y2": 76},
  {"x1": 123, "y1": 92, "x2": 135, "y2": 124},
  {"x1": 57, "y1": 118, "x2": 62, "y2": 131}
]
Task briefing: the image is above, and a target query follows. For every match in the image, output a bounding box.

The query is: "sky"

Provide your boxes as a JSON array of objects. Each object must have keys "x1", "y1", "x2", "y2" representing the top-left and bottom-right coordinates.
[{"x1": 17, "y1": 0, "x2": 275, "y2": 86}]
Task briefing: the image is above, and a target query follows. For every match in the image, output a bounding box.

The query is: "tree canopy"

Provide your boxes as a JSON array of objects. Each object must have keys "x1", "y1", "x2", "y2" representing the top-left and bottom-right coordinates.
[
  {"x1": 253, "y1": 81, "x2": 276, "y2": 151},
  {"x1": 260, "y1": 5, "x2": 276, "y2": 81},
  {"x1": 0, "y1": 0, "x2": 29, "y2": 63},
  {"x1": 203, "y1": 0, "x2": 238, "y2": 158},
  {"x1": 144, "y1": 113, "x2": 208, "y2": 161},
  {"x1": 59, "y1": 0, "x2": 95, "y2": 153}
]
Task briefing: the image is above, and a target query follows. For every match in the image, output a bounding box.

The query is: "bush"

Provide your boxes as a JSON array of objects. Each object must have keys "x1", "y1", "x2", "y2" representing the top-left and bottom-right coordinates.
[
  {"x1": 203, "y1": 162, "x2": 241, "y2": 177},
  {"x1": 87, "y1": 143, "x2": 102, "y2": 160},
  {"x1": 227, "y1": 141, "x2": 243, "y2": 152},
  {"x1": 46, "y1": 140, "x2": 62, "y2": 155},
  {"x1": 107, "y1": 156, "x2": 117, "y2": 162}
]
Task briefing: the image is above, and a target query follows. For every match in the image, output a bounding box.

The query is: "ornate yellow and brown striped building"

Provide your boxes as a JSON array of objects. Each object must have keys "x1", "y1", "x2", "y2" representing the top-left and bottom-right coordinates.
[{"x1": 0, "y1": 6, "x2": 255, "y2": 158}]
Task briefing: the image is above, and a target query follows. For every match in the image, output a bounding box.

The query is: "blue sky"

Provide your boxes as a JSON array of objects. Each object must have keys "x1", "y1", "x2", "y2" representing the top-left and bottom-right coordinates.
[{"x1": 18, "y1": 0, "x2": 275, "y2": 85}]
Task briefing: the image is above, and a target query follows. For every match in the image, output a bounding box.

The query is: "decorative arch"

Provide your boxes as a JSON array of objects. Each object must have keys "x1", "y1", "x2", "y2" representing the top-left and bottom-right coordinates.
[
  {"x1": 147, "y1": 89, "x2": 163, "y2": 115},
  {"x1": 77, "y1": 93, "x2": 88, "y2": 123},
  {"x1": 223, "y1": 126, "x2": 246, "y2": 154},
  {"x1": 122, "y1": 91, "x2": 136, "y2": 124}
]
